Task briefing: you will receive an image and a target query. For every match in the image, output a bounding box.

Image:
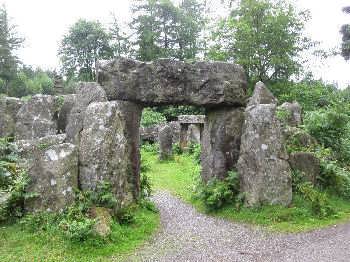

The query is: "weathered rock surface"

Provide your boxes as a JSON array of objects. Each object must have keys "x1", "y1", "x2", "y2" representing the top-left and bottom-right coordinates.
[
  {"x1": 57, "y1": 94, "x2": 77, "y2": 133},
  {"x1": 15, "y1": 95, "x2": 57, "y2": 140},
  {"x1": 238, "y1": 82, "x2": 292, "y2": 206},
  {"x1": 98, "y1": 58, "x2": 247, "y2": 107},
  {"x1": 65, "y1": 82, "x2": 107, "y2": 143},
  {"x1": 16, "y1": 135, "x2": 78, "y2": 213},
  {"x1": 178, "y1": 115, "x2": 205, "y2": 124},
  {"x1": 158, "y1": 124, "x2": 173, "y2": 160},
  {"x1": 0, "y1": 96, "x2": 23, "y2": 137},
  {"x1": 90, "y1": 206, "x2": 112, "y2": 238},
  {"x1": 141, "y1": 125, "x2": 160, "y2": 143},
  {"x1": 187, "y1": 124, "x2": 202, "y2": 144},
  {"x1": 201, "y1": 107, "x2": 244, "y2": 182},
  {"x1": 284, "y1": 127, "x2": 317, "y2": 148},
  {"x1": 79, "y1": 101, "x2": 142, "y2": 206},
  {"x1": 289, "y1": 152, "x2": 320, "y2": 185},
  {"x1": 279, "y1": 101, "x2": 302, "y2": 127}
]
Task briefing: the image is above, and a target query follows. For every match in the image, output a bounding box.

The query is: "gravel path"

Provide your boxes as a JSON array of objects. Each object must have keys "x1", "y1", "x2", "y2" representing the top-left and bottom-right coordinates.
[{"x1": 127, "y1": 191, "x2": 350, "y2": 262}]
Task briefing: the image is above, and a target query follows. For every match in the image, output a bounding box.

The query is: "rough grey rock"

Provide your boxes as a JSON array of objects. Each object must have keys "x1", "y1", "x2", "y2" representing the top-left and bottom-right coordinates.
[
  {"x1": 15, "y1": 95, "x2": 57, "y2": 140},
  {"x1": 79, "y1": 101, "x2": 142, "y2": 206},
  {"x1": 248, "y1": 81, "x2": 277, "y2": 105},
  {"x1": 90, "y1": 206, "x2": 112, "y2": 238},
  {"x1": 16, "y1": 135, "x2": 78, "y2": 213},
  {"x1": 0, "y1": 96, "x2": 23, "y2": 137},
  {"x1": 187, "y1": 124, "x2": 202, "y2": 144},
  {"x1": 98, "y1": 58, "x2": 247, "y2": 107},
  {"x1": 238, "y1": 82, "x2": 292, "y2": 206},
  {"x1": 178, "y1": 115, "x2": 205, "y2": 124},
  {"x1": 158, "y1": 124, "x2": 173, "y2": 160},
  {"x1": 140, "y1": 125, "x2": 160, "y2": 143},
  {"x1": 289, "y1": 152, "x2": 320, "y2": 185},
  {"x1": 201, "y1": 107, "x2": 244, "y2": 182},
  {"x1": 57, "y1": 94, "x2": 77, "y2": 133},
  {"x1": 65, "y1": 82, "x2": 107, "y2": 143},
  {"x1": 279, "y1": 101, "x2": 302, "y2": 127}
]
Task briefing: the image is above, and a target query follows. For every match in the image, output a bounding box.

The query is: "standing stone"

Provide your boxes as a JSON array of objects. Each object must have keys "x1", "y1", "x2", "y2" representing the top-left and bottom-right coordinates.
[
  {"x1": 289, "y1": 152, "x2": 320, "y2": 185},
  {"x1": 158, "y1": 125, "x2": 173, "y2": 160},
  {"x1": 98, "y1": 58, "x2": 247, "y2": 107},
  {"x1": 15, "y1": 95, "x2": 57, "y2": 140},
  {"x1": 0, "y1": 96, "x2": 23, "y2": 137},
  {"x1": 65, "y1": 82, "x2": 107, "y2": 143},
  {"x1": 79, "y1": 101, "x2": 142, "y2": 206},
  {"x1": 201, "y1": 107, "x2": 244, "y2": 182},
  {"x1": 16, "y1": 135, "x2": 78, "y2": 213},
  {"x1": 279, "y1": 101, "x2": 302, "y2": 127},
  {"x1": 238, "y1": 82, "x2": 292, "y2": 206},
  {"x1": 187, "y1": 124, "x2": 202, "y2": 144}
]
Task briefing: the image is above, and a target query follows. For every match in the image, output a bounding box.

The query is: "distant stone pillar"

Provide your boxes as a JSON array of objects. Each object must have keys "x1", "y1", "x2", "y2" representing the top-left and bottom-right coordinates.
[
  {"x1": 158, "y1": 125, "x2": 173, "y2": 160},
  {"x1": 201, "y1": 107, "x2": 244, "y2": 182},
  {"x1": 53, "y1": 73, "x2": 65, "y2": 95},
  {"x1": 179, "y1": 123, "x2": 189, "y2": 150}
]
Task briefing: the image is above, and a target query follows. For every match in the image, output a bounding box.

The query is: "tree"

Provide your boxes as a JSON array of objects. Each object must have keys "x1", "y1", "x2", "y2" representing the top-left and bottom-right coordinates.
[
  {"x1": 0, "y1": 5, "x2": 24, "y2": 95},
  {"x1": 109, "y1": 15, "x2": 132, "y2": 58},
  {"x1": 130, "y1": 0, "x2": 205, "y2": 61},
  {"x1": 208, "y1": 0, "x2": 311, "y2": 82},
  {"x1": 341, "y1": 7, "x2": 350, "y2": 60},
  {"x1": 58, "y1": 19, "x2": 113, "y2": 81}
]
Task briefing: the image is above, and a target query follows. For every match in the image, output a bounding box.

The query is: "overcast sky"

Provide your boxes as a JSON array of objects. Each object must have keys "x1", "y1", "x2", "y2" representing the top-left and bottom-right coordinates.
[{"x1": 1, "y1": 0, "x2": 350, "y2": 88}]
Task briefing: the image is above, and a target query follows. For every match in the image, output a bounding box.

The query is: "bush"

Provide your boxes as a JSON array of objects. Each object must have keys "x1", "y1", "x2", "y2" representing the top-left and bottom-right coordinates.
[
  {"x1": 140, "y1": 173, "x2": 152, "y2": 199},
  {"x1": 297, "y1": 182, "x2": 335, "y2": 218},
  {"x1": 0, "y1": 138, "x2": 33, "y2": 222},
  {"x1": 187, "y1": 143, "x2": 201, "y2": 163},
  {"x1": 194, "y1": 171, "x2": 240, "y2": 211},
  {"x1": 141, "y1": 108, "x2": 166, "y2": 127}
]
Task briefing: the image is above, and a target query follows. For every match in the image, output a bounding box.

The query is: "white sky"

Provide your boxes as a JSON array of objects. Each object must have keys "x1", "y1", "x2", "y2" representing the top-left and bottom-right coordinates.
[{"x1": 0, "y1": 0, "x2": 350, "y2": 88}]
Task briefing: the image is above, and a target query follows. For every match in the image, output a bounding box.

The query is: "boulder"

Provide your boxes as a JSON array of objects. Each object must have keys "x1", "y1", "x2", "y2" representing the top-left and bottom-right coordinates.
[
  {"x1": 201, "y1": 107, "x2": 244, "y2": 182},
  {"x1": 98, "y1": 58, "x2": 247, "y2": 107},
  {"x1": 16, "y1": 135, "x2": 78, "y2": 213},
  {"x1": 15, "y1": 95, "x2": 57, "y2": 140},
  {"x1": 278, "y1": 101, "x2": 302, "y2": 127},
  {"x1": 79, "y1": 101, "x2": 142, "y2": 207},
  {"x1": 57, "y1": 94, "x2": 77, "y2": 133},
  {"x1": 90, "y1": 206, "x2": 112, "y2": 238},
  {"x1": 238, "y1": 82, "x2": 292, "y2": 206},
  {"x1": 65, "y1": 82, "x2": 107, "y2": 143},
  {"x1": 289, "y1": 152, "x2": 320, "y2": 185},
  {"x1": 0, "y1": 96, "x2": 23, "y2": 137},
  {"x1": 158, "y1": 124, "x2": 173, "y2": 160}
]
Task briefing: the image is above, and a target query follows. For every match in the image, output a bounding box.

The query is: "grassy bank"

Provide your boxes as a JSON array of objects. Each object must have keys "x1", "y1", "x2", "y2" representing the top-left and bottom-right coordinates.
[
  {"x1": 0, "y1": 206, "x2": 159, "y2": 262},
  {"x1": 142, "y1": 148, "x2": 350, "y2": 233}
]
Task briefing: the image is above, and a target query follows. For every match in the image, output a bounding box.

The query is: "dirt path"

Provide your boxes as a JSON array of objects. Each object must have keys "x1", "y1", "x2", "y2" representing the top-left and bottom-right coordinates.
[{"x1": 126, "y1": 191, "x2": 350, "y2": 262}]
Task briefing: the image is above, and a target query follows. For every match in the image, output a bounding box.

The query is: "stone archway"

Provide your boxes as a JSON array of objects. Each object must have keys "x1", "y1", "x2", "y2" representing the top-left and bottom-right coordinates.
[{"x1": 96, "y1": 58, "x2": 248, "y2": 199}]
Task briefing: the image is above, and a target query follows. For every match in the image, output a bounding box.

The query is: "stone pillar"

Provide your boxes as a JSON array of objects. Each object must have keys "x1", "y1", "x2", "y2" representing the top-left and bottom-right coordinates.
[
  {"x1": 179, "y1": 124, "x2": 189, "y2": 150},
  {"x1": 237, "y1": 82, "x2": 292, "y2": 206},
  {"x1": 188, "y1": 124, "x2": 202, "y2": 144},
  {"x1": 79, "y1": 100, "x2": 142, "y2": 206},
  {"x1": 201, "y1": 107, "x2": 244, "y2": 182},
  {"x1": 158, "y1": 124, "x2": 173, "y2": 160}
]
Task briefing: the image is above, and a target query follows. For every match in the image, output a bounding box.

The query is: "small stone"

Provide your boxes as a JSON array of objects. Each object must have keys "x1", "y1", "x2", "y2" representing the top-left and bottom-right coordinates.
[{"x1": 90, "y1": 206, "x2": 112, "y2": 238}]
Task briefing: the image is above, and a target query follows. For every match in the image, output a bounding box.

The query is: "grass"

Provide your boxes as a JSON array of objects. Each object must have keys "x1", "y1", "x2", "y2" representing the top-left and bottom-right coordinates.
[
  {"x1": 142, "y1": 147, "x2": 350, "y2": 233},
  {"x1": 0, "y1": 206, "x2": 159, "y2": 262}
]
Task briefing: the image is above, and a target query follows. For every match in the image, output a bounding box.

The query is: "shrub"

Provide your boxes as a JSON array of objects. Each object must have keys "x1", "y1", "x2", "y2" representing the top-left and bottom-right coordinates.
[
  {"x1": 194, "y1": 171, "x2": 240, "y2": 211},
  {"x1": 0, "y1": 138, "x2": 33, "y2": 222},
  {"x1": 297, "y1": 182, "x2": 335, "y2": 218},
  {"x1": 140, "y1": 173, "x2": 152, "y2": 199},
  {"x1": 187, "y1": 143, "x2": 201, "y2": 163},
  {"x1": 141, "y1": 108, "x2": 166, "y2": 127},
  {"x1": 141, "y1": 142, "x2": 159, "y2": 153}
]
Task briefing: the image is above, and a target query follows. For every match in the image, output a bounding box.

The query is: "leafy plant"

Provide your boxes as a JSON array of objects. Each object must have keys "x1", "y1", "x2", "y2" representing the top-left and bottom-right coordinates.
[
  {"x1": 297, "y1": 182, "x2": 335, "y2": 218},
  {"x1": 194, "y1": 171, "x2": 240, "y2": 211},
  {"x1": 140, "y1": 173, "x2": 152, "y2": 199},
  {"x1": 141, "y1": 108, "x2": 166, "y2": 127}
]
